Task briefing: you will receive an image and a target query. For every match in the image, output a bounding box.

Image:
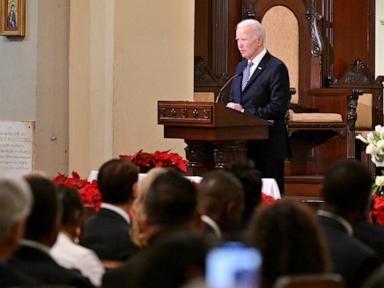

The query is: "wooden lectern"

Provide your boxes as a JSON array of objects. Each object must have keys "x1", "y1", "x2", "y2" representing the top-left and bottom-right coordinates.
[{"x1": 158, "y1": 101, "x2": 271, "y2": 175}]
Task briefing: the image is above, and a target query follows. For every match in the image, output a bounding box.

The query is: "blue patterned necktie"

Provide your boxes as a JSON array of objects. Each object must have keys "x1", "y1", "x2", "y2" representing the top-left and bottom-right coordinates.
[{"x1": 242, "y1": 61, "x2": 254, "y2": 91}]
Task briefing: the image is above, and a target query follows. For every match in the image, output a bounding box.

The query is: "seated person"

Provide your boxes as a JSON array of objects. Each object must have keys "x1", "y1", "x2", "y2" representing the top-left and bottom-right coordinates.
[
  {"x1": 198, "y1": 170, "x2": 244, "y2": 240},
  {"x1": 81, "y1": 159, "x2": 139, "y2": 264},
  {"x1": 129, "y1": 167, "x2": 167, "y2": 248},
  {"x1": 318, "y1": 160, "x2": 382, "y2": 288},
  {"x1": 245, "y1": 199, "x2": 332, "y2": 288},
  {"x1": 225, "y1": 160, "x2": 263, "y2": 227},
  {"x1": 7, "y1": 174, "x2": 94, "y2": 287},
  {"x1": 0, "y1": 175, "x2": 38, "y2": 286},
  {"x1": 51, "y1": 185, "x2": 105, "y2": 287}
]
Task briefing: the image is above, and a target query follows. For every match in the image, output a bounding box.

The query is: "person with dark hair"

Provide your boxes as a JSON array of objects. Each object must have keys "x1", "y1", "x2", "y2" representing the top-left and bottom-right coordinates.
[
  {"x1": 143, "y1": 170, "x2": 200, "y2": 243},
  {"x1": 245, "y1": 199, "x2": 332, "y2": 288},
  {"x1": 225, "y1": 160, "x2": 263, "y2": 227},
  {"x1": 81, "y1": 159, "x2": 139, "y2": 264},
  {"x1": 103, "y1": 170, "x2": 201, "y2": 288},
  {"x1": 7, "y1": 174, "x2": 94, "y2": 287},
  {"x1": 0, "y1": 175, "x2": 38, "y2": 287},
  {"x1": 135, "y1": 232, "x2": 208, "y2": 288},
  {"x1": 318, "y1": 159, "x2": 382, "y2": 288},
  {"x1": 51, "y1": 185, "x2": 104, "y2": 287},
  {"x1": 198, "y1": 169, "x2": 244, "y2": 240}
]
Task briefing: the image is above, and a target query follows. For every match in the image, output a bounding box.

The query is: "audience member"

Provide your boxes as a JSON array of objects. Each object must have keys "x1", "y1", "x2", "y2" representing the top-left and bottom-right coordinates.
[
  {"x1": 225, "y1": 160, "x2": 263, "y2": 227},
  {"x1": 198, "y1": 169, "x2": 244, "y2": 240},
  {"x1": 129, "y1": 167, "x2": 167, "y2": 248},
  {"x1": 318, "y1": 159, "x2": 382, "y2": 288},
  {"x1": 0, "y1": 175, "x2": 38, "y2": 287},
  {"x1": 51, "y1": 185, "x2": 105, "y2": 287},
  {"x1": 135, "y1": 232, "x2": 208, "y2": 288},
  {"x1": 103, "y1": 170, "x2": 200, "y2": 288},
  {"x1": 353, "y1": 202, "x2": 384, "y2": 261},
  {"x1": 81, "y1": 159, "x2": 138, "y2": 265},
  {"x1": 246, "y1": 199, "x2": 331, "y2": 288},
  {"x1": 7, "y1": 174, "x2": 94, "y2": 287}
]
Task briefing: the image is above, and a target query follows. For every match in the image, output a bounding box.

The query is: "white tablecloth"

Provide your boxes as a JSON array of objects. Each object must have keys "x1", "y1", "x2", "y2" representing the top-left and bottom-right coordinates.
[{"x1": 89, "y1": 171, "x2": 281, "y2": 200}]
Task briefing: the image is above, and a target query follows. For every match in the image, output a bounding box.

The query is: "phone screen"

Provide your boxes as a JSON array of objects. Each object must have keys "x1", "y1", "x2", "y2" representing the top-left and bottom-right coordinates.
[{"x1": 206, "y1": 242, "x2": 262, "y2": 288}]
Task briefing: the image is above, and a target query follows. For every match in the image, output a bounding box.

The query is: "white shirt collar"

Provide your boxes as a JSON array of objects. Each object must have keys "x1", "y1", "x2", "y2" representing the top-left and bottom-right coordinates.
[
  {"x1": 101, "y1": 202, "x2": 131, "y2": 224},
  {"x1": 20, "y1": 239, "x2": 51, "y2": 254},
  {"x1": 249, "y1": 48, "x2": 267, "y2": 76},
  {"x1": 317, "y1": 209, "x2": 353, "y2": 236},
  {"x1": 201, "y1": 215, "x2": 222, "y2": 239}
]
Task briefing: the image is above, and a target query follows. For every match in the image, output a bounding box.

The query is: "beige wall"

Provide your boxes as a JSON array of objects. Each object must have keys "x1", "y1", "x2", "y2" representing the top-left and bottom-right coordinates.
[
  {"x1": 0, "y1": 0, "x2": 69, "y2": 176},
  {"x1": 36, "y1": 0, "x2": 69, "y2": 175},
  {"x1": 69, "y1": 0, "x2": 194, "y2": 176}
]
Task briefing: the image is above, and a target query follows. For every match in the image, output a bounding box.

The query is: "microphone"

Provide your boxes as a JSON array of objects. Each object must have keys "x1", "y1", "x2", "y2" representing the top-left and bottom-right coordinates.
[{"x1": 215, "y1": 72, "x2": 242, "y2": 103}]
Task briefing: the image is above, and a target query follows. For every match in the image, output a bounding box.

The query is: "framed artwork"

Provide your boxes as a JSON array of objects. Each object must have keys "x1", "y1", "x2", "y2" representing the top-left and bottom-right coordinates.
[{"x1": 0, "y1": 0, "x2": 25, "y2": 36}]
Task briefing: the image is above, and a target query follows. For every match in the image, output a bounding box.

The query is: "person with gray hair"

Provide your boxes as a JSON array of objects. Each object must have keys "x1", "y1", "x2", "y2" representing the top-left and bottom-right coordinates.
[
  {"x1": 226, "y1": 18, "x2": 291, "y2": 194},
  {"x1": 0, "y1": 175, "x2": 37, "y2": 286}
]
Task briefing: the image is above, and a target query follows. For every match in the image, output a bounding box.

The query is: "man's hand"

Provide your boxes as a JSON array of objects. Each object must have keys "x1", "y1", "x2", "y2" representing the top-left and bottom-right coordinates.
[{"x1": 226, "y1": 102, "x2": 244, "y2": 112}]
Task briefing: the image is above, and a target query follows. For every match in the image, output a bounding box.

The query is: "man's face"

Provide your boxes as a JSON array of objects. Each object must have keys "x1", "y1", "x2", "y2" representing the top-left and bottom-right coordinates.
[{"x1": 236, "y1": 25, "x2": 262, "y2": 60}]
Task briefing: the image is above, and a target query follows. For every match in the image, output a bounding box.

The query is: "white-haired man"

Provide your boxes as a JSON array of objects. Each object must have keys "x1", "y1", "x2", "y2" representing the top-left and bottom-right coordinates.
[
  {"x1": 0, "y1": 175, "x2": 37, "y2": 286},
  {"x1": 226, "y1": 19, "x2": 291, "y2": 194}
]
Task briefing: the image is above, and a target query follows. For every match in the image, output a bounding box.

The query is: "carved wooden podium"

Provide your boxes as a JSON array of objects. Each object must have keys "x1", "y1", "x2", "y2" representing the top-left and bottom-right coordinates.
[{"x1": 158, "y1": 101, "x2": 271, "y2": 175}]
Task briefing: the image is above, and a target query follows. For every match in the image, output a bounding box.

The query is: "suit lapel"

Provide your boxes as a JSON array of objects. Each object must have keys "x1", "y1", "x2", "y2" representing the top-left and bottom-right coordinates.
[{"x1": 242, "y1": 52, "x2": 271, "y2": 93}]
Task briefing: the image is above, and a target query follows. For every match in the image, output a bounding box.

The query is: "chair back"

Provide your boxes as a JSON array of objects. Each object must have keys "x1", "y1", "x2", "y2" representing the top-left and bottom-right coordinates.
[{"x1": 273, "y1": 274, "x2": 344, "y2": 288}]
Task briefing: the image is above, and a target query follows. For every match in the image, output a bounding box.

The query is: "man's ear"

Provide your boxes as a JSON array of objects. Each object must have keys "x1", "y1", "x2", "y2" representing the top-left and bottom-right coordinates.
[
  {"x1": 6, "y1": 221, "x2": 25, "y2": 256},
  {"x1": 132, "y1": 182, "x2": 138, "y2": 199}
]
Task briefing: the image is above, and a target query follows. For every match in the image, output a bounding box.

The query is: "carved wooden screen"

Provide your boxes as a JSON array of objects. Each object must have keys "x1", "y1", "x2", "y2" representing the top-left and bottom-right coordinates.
[{"x1": 243, "y1": 0, "x2": 325, "y2": 109}]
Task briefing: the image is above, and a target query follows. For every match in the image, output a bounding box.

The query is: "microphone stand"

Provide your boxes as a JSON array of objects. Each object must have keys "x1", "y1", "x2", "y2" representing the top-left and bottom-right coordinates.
[{"x1": 215, "y1": 73, "x2": 242, "y2": 103}]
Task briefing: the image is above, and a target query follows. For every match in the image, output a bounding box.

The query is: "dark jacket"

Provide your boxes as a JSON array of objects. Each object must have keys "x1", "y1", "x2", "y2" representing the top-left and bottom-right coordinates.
[{"x1": 81, "y1": 207, "x2": 137, "y2": 261}]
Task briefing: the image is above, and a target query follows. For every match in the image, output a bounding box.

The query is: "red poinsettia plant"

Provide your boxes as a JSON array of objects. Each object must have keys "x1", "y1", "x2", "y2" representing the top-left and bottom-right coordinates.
[
  {"x1": 370, "y1": 195, "x2": 384, "y2": 225},
  {"x1": 52, "y1": 171, "x2": 102, "y2": 210},
  {"x1": 52, "y1": 150, "x2": 188, "y2": 210},
  {"x1": 119, "y1": 149, "x2": 188, "y2": 173}
]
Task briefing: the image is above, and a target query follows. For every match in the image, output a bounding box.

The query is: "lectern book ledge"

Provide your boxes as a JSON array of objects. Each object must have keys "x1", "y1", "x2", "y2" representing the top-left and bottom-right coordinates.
[
  {"x1": 158, "y1": 101, "x2": 271, "y2": 128},
  {"x1": 157, "y1": 101, "x2": 271, "y2": 141}
]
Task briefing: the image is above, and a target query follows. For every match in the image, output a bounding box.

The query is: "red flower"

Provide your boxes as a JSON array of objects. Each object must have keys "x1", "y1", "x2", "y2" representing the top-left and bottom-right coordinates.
[
  {"x1": 120, "y1": 149, "x2": 188, "y2": 173},
  {"x1": 52, "y1": 172, "x2": 101, "y2": 211},
  {"x1": 370, "y1": 195, "x2": 384, "y2": 225},
  {"x1": 78, "y1": 181, "x2": 102, "y2": 211},
  {"x1": 261, "y1": 193, "x2": 276, "y2": 205}
]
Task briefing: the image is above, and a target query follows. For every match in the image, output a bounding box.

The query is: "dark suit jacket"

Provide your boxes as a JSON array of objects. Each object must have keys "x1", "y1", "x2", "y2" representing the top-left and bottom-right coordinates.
[
  {"x1": 7, "y1": 245, "x2": 93, "y2": 287},
  {"x1": 81, "y1": 207, "x2": 137, "y2": 261},
  {"x1": 229, "y1": 52, "x2": 291, "y2": 160},
  {"x1": 318, "y1": 215, "x2": 382, "y2": 288},
  {"x1": 354, "y1": 220, "x2": 384, "y2": 261},
  {"x1": 0, "y1": 261, "x2": 39, "y2": 287}
]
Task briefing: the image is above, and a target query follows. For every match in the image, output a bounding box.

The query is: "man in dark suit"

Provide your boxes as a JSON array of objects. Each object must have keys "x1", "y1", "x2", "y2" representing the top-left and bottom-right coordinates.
[
  {"x1": 81, "y1": 159, "x2": 138, "y2": 263},
  {"x1": 7, "y1": 175, "x2": 93, "y2": 287},
  {"x1": 318, "y1": 160, "x2": 382, "y2": 288},
  {"x1": 226, "y1": 19, "x2": 291, "y2": 194}
]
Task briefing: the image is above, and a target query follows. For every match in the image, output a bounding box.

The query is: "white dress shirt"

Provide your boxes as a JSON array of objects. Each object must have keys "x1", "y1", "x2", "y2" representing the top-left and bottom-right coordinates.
[
  {"x1": 101, "y1": 202, "x2": 131, "y2": 224},
  {"x1": 249, "y1": 48, "x2": 267, "y2": 78},
  {"x1": 51, "y1": 232, "x2": 105, "y2": 287}
]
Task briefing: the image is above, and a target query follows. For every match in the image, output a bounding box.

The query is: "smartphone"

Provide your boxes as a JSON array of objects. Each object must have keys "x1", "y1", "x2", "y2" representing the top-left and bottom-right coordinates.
[{"x1": 206, "y1": 242, "x2": 262, "y2": 288}]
